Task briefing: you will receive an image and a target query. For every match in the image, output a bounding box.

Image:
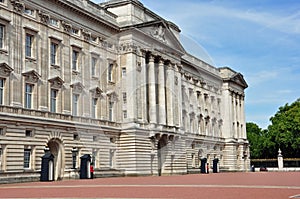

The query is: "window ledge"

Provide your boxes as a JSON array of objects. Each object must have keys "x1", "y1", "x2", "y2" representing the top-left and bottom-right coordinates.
[
  {"x1": 51, "y1": 64, "x2": 60, "y2": 69},
  {"x1": 0, "y1": 49, "x2": 8, "y2": 54},
  {"x1": 25, "y1": 57, "x2": 37, "y2": 63},
  {"x1": 72, "y1": 70, "x2": 80, "y2": 75}
]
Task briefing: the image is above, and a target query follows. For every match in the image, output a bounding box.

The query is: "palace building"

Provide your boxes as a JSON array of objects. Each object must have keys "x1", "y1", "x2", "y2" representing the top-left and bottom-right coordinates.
[{"x1": 0, "y1": 0, "x2": 249, "y2": 183}]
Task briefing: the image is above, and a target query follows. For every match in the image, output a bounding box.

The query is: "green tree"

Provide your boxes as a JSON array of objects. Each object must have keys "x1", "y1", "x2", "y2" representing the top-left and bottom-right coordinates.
[
  {"x1": 268, "y1": 98, "x2": 300, "y2": 158},
  {"x1": 246, "y1": 122, "x2": 263, "y2": 158}
]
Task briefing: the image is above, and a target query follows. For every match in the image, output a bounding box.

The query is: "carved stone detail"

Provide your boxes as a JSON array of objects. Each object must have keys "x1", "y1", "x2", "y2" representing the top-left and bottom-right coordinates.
[
  {"x1": 151, "y1": 25, "x2": 166, "y2": 43},
  {"x1": 119, "y1": 42, "x2": 138, "y2": 54},
  {"x1": 82, "y1": 29, "x2": 91, "y2": 41},
  {"x1": 11, "y1": 0, "x2": 25, "y2": 13},
  {"x1": 61, "y1": 21, "x2": 72, "y2": 33},
  {"x1": 0, "y1": 63, "x2": 13, "y2": 77},
  {"x1": 90, "y1": 87, "x2": 103, "y2": 98},
  {"x1": 38, "y1": 11, "x2": 50, "y2": 24},
  {"x1": 48, "y1": 76, "x2": 64, "y2": 89},
  {"x1": 22, "y1": 70, "x2": 41, "y2": 84},
  {"x1": 71, "y1": 82, "x2": 84, "y2": 94}
]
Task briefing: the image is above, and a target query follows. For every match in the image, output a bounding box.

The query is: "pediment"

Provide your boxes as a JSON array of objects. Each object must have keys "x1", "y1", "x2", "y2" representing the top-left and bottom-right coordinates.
[
  {"x1": 48, "y1": 76, "x2": 64, "y2": 89},
  {"x1": 230, "y1": 73, "x2": 248, "y2": 89},
  {"x1": 90, "y1": 87, "x2": 103, "y2": 98},
  {"x1": 70, "y1": 82, "x2": 84, "y2": 93},
  {"x1": 134, "y1": 20, "x2": 185, "y2": 54},
  {"x1": 0, "y1": 63, "x2": 13, "y2": 77},
  {"x1": 22, "y1": 70, "x2": 41, "y2": 83}
]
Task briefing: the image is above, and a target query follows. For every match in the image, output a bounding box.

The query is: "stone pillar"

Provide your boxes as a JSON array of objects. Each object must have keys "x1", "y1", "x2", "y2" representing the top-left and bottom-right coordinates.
[
  {"x1": 158, "y1": 59, "x2": 166, "y2": 125},
  {"x1": 148, "y1": 54, "x2": 157, "y2": 124},
  {"x1": 166, "y1": 63, "x2": 174, "y2": 126},
  {"x1": 175, "y1": 65, "x2": 182, "y2": 127},
  {"x1": 278, "y1": 149, "x2": 283, "y2": 171}
]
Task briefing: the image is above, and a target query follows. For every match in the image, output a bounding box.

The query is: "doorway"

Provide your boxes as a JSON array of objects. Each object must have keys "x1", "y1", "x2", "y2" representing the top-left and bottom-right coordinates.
[
  {"x1": 157, "y1": 134, "x2": 168, "y2": 176},
  {"x1": 47, "y1": 138, "x2": 64, "y2": 180}
]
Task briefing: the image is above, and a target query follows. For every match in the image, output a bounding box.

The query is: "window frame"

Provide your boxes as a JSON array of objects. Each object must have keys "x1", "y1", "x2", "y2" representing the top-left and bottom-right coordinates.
[
  {"x1": 25, "y1": 33, "x2": 34, "y2": 58},
  {"x1": 91, "y1": 57, "x2": 97, "y2": 77},
  {"x1": 109, "y1": 100, "x2": 114, "y2": 121},
  {"x1": 50, "y1": 89, "x2": 58, "y2": 113},
  {"x1": 23, "y1": 148, "x2": 31, "y2": 169},
  {"x1": 24, "y1": 83, "x2": 33, "y2": 109},
  {"x1": 0, "y1": 24, "x2": 4, "y2": 49},
  {"x1": 91, "y1": 97, "x2": 97, "y2": 118},
  {"x1": 0, "y1": 78, "x2": 5, "y2": 105},
  {"x1": 50, "y1": 42, "x2": 58, "y2": 66},
  {"x1": 72, "y1": 94, "x2": 79, "y2": 116},
  {"x1": 72, "y1": 50, "x2": 79, "y2": 71}
]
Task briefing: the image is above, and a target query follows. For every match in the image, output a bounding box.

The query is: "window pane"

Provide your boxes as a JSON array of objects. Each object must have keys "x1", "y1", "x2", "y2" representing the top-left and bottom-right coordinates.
[
  {"x1": 0, "y1": 25, "x2": 4, "y2": 49},
  {"x1": 72, "y1": 94, "x2": 79, "y2": 115},
  {"x1": 50, "y1": 89, "x2": 57, "y2": 112},
  {"x1": 0, "y1": 79, "x2": 4, "y2": 105},
  {"x1": 25, "y1": 84, "x2": 33, "y2": 109},
  {"x1": 24, "y1": 149, "x2": 31, "y2": 169},
  {"x1": 50, "y1": 42, "x2": 57, "y2": 65},
  {"x1": 25, "y1": 34, "x2": 33, "y2": 57},
  {"x1": 91, "y1": 57, "x2": 96, "y2": 76},
  {"x1": 72, "y1": 50, "x2": 78, "y2": 70}
]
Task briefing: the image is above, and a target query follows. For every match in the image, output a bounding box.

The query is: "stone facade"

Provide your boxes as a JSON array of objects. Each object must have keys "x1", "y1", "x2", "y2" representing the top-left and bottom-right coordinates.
[{"x1": 0, "y1": 0, "x2": 250, "y2": 183}]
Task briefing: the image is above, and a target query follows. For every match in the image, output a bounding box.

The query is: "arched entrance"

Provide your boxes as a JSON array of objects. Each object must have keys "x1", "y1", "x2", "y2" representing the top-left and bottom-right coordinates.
[
  {"x1": 47, "y1": 138, "x2": 64, "y2": 180},
  {"x1": 157, "y1": 134, "x2": 168, "y2": 176}
]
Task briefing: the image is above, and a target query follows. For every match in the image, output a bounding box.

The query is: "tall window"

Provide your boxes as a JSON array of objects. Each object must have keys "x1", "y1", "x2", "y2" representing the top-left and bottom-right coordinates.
[
  {"x1": 72, "y1": 94, "x2": 79, "y2": 116},
  {"x1": 109, "y1": 101, "x2": 114, "y2": 121},
  {"x1": 122, "y1": 92, "x2": 127, "y2": 104},
  {"x1": 23, "y1": 149, "x2": 31, "y2": 169},
  {"x1": 25, "y1": 34, "x2": 33, "y2": 57},
  {"x1": 50, "y1": 42, "x2": 58, "y2": 65},
  {"x1": 72, "y1": 50, "x2": 79, "y2": 71},
  {"x1": 25, "y1": 84, "x2": 33, "y2": 109},
  {"x1": 108, "y1": 63, "x2": 113, "y2": 82},
  {"x1": 122, "y1": 68, "x2": 126, "y2": 77},
  {"x1": 0, "y1": 78, "x2": 4, "y2": 105},
  {"x1": 91, "y1": 98, "x2": 97, "y2": 118},
  {"x1": 0, "y1": 24, "x2": 4, "y2": 49},
  {"x1": 91, "y1": 57, "x2": 97, "y2": 76},
  {"x1": 50, "y1": 89, "x2": 57, "y2": 113},
  {"x1": 109, "y1": 149, "x2": 115, "y2": 168}
]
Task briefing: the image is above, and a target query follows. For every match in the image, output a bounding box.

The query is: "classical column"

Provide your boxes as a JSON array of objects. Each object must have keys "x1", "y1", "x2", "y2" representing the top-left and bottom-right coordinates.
[
  {"x1": 166, "y1": 63, "x2": 174, "y2": 126},
  {"x1": 148, "y1": 54, "x2": 157, "y2": 124},
  {"x1": 158, "y1": 58, "x2": 166, "y2": 125},
  {"x1": 174, "y1": 64, "x2": 182, "y2": 127}
]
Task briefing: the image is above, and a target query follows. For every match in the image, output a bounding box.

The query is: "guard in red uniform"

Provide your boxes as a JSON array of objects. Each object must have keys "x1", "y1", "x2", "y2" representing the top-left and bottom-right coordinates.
[{"x1": 90, "y1": 165, "x2": 94, "y2": 179}]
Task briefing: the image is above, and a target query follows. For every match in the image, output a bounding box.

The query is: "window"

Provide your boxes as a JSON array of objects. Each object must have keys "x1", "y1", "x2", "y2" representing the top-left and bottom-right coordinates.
[
  {"x1": 73, "y1": 133, "x2": 79, "y2": 141},
  {"x1": 25, "y1": 83, "x2": 33, "y2": 109},
  {"x1": 50, "y1": 42, "x2": 58, "y2": 65},
  {"x1": 122, "y1": 68, "x2": 126, "y2": 77},
  {"x1": 109, "y1": 101, "x2": 114, "y2": 121},
  {"x1": 123, "y1": 110, "x2": 127, "y2": 119},
  {"x1": 109, "y1": 149, "x2": 115, "y2": 168},
  {"x1": 91, "y1": 57, "x2": 96, "y2": 76},
  {"x1": 71, "y1": 28, "x2": 79, "y2": 35},
  {"x1": 23, "y1": 149, "x2": 31, "y2": 169},
  {"x1": 72, "y1": 94, "x2": 79, "y2": 116},
  {"x1": 49, "y1": 18, "x2": 58, "y2": 27},
  {"x1": 25, "y1": 34, "x2": 34, "y2": 57},
  {"x1": 122, "y1": 92, "x2": 127, "y2": 104},
  {"x1": 0, "y1": 0, "x2": 4, "y2": 3},
  {"x1": 24, "y1": 8, "x2": 34, "y2": 16},
  {"x1": 25, "y1": 129, "x2": 33, "y2": 137},
  {"x1": 91, "y1": 98, "x2": 97, "y2": 118},
  {"x1": 108, "y1": 63, "x2": 114, "y2": 82},
  {"x1": 72, "y1": 50, "x2": 79, "y2": 71},
  {"x1": 0, "y1": 24, "x2": 4, "y2": 49},
  {"x1": 0, "y1": 78, "x2": 4, "y2": 105},
  {"x1": 0, "y1": 128, "x2": 4, "y2": 136},
  {"x1": 50, "y1": 89, "x2": 57, "y2": 112}
]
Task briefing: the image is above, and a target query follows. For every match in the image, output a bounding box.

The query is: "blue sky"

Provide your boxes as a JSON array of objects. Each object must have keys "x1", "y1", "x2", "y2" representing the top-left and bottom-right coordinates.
[{"x1": 94, "y1": 0, "x2": 300, "y2": 129}]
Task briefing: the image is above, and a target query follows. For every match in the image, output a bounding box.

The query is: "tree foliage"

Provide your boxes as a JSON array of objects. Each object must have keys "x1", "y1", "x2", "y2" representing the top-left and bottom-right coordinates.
[{"x1": 246, "y1": 98, "x2": 300, "y2": 158}]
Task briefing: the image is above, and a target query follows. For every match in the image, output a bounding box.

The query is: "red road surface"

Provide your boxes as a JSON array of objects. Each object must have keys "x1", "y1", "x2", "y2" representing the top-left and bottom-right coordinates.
[{"x1": 0, "y1": 172, "x2": 300, "y2": 199}]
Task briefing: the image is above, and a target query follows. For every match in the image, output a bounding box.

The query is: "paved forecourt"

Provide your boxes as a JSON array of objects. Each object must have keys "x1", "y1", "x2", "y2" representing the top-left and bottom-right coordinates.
[{"x1": 0, "y1": 172, "x2": 300, "y2": 199}]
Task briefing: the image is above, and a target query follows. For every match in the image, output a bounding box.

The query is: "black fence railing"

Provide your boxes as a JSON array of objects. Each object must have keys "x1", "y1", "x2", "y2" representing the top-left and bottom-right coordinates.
[{"x1": 251, "y1": 158, "x2": 300, "y2": 168}]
